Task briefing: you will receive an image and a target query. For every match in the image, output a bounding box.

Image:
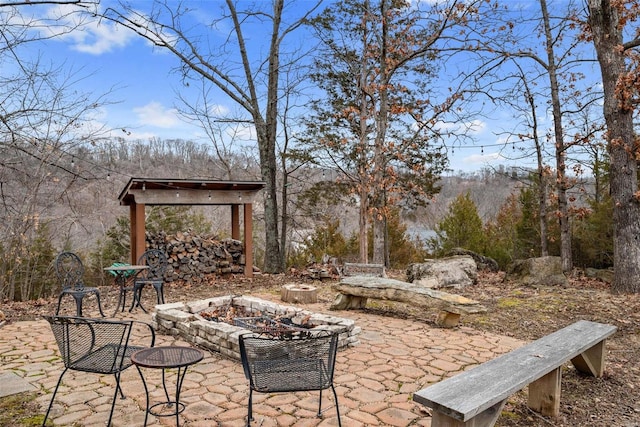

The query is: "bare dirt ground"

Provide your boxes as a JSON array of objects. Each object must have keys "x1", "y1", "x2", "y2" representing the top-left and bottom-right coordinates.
[{"x1": 2, "y1": 270, "x2": 640, "y2": 426}]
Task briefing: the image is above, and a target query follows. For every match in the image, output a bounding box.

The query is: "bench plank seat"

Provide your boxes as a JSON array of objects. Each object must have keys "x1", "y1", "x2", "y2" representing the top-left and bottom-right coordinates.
[{"x1": 413, "y1": 320, "x2": 617, "y2": 426}]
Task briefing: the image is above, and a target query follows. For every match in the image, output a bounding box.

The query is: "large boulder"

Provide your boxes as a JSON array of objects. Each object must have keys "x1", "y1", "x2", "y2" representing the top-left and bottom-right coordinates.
[
  {"x1": 504, "y1": 256, "x2": 568, "y2": 286},
  {"x1": 406, "y1": 255, "x2": 478, "y2": 289},
  {"x1": 446, "y1": 248, "x2": 499, "y2": 272}
]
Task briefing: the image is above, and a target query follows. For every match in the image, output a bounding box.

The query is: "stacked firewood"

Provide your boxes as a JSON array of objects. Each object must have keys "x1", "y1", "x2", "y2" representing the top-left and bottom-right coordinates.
[{"x1": 146, "y1": 231, "x2": 246, "y2": 281}]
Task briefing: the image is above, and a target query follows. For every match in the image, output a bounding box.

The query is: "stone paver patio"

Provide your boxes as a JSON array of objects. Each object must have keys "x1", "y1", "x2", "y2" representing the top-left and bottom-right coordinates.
[{"x1": 0, "y1": 296, "x2": 523, "y2": 426}]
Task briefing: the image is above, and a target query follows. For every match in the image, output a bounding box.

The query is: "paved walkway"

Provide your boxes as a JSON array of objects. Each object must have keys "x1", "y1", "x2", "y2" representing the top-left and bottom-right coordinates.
[{"x1": 0, "y1": 295, "x2": 523, "y2": 426}]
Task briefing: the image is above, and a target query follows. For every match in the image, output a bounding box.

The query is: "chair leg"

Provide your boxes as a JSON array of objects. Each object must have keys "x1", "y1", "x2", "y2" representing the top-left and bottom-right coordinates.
[
  {"x1": 129, "y1": 284, "x2": 148, "y2": 313},
  {"x1": 94, "y1": 291, "x2": 106, "y2": 317},
  {"x1": 317, "y1": 389, "x2": 323, "y2": 417},
  {"x1": 114, "y1": 373, "x2": 126, "y2": 399},
  {"x1": 331, "y1": 385, "x2": 342, "y2": 427},
  {"x1": 42, "y1": 368, "x2": 68, "y2": 427},
  {"x1": 107, "y1": 372, "x2": 123, "y2": 426},
  {"x1": 54, "y1": 294, "x2": 65, "y2": 315},
  {"x1": 154, "y1": 283, "x2": 165, "y2": 304},
  {"x1": 113, "y1": 289, "x2": 125, "y2": 317},
  {"x1": 71, "y1": 294, "x2": 84, "y2": 317},
  {"x1": 246, "y1": 388, "x2": 253, "y2": 427}
]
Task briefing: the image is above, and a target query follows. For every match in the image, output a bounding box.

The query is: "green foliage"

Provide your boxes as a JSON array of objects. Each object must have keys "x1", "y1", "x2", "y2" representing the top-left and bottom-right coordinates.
[
  {"x1": 0, "y1": 222, "x2": 57, "y2": 301},
  {"x1": 514, "y1": 184, "x2": 542, "y2": 258},
  {"x1": 573, "y1": 194, "x2": 614, "y2": 268},
  {"x1": 288, "y1": 219, "x2": 355, "y2": 267},
  {"x1": 146, "y1": 206, "x2": 212, "y2": 235},
  {"x1": 366, "y1": 207, "x2": 427, "y2": 268},
  {"x1": 287, "y1": 207, "x2": 424, "y2": 269},
  {"x1": 483, "y1": 194, "x2": 522, "y2": 269},
  {"x1": 22, "y1": 223, "x2": 57, "y2": 299},
  {"x1": 432, "y1": 192, "x2": 485, "y2": 254},
  {"x1": 0, "y1": 392, "x2": 47, "y2": 426},
  {"x1": 572, "y1": 150, "x2": 613, "y2": 268},
  {"x1": 515, "y1": 178, "x2": 560, "y2": 258}
]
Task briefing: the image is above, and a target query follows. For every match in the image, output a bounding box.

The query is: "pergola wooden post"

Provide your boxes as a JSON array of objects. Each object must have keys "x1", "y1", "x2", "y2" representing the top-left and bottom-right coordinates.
[
  {"x1": 243, "y1": 203, "x2": 253, "y2": 276},
  {"x1": 118, "y1": 179, "x2": 265, "y2": 277},
  {"x1": 130, "y1": 203, "x2": 146, "y2": 264},
  {"x1": 231, "y1": 205, "x2": 240, "y2": 239}
]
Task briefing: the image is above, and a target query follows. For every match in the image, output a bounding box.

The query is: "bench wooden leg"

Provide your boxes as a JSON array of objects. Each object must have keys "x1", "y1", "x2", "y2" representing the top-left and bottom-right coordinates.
[
  {"x1": 330, "y1": 294, "x2": 368, "y2": 310},
  {"x1": 571, "y1": 340, "x2": 607, "y2": 377},
  {"x1": 431, "y1": 400, "x2": 506, "y2": 427},
  {"x1": 436, "y1": 310, "x2": 461, "y2": 328},
  {"x1": 528, "y1": 366, "x2": 561, "y2": 417}
]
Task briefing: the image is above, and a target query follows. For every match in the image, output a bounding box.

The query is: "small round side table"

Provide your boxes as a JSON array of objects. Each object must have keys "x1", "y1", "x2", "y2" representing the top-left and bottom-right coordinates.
[{"x1": 131, "y1": 346, "x2": 205, "y2": 426}]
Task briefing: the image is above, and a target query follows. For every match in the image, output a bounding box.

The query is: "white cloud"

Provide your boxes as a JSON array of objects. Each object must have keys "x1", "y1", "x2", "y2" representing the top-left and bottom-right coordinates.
[
  {"x1": 40, "y1": 5, "x2": 136, "y2": 55},
  {"x1": 133, "y1": 102, "x2": 181, "y2": 128},
  {"x1": 434, "y1": 119, "x2": 487, "y2": 135},
  {"x1": 70, "y1": 22, "x2": 135, "y2": 55}
]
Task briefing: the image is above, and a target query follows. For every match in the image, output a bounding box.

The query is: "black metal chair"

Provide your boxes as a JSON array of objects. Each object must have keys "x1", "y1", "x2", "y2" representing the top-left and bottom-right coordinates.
[
  {"x1": 54, "y1": 251, "x2": 105, "y2": 317},
  {"x1": 239, "y1": 331, "x2": 341, "y2": 427},
  {"x1": 42, "y1": 315, "x2": 156, "y2": 427},
  {"x1": 131, "y1": 249, "x2": 168, "y2": 312}
]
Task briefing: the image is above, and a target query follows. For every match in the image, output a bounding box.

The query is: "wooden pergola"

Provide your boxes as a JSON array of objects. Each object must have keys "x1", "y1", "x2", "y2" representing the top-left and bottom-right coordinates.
[{"x1": 118, "y1": 178, "x2": 266, "y2": 277}]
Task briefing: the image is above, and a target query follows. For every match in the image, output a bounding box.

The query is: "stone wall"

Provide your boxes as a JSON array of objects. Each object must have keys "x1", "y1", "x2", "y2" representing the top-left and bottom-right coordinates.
[{"x1": 153, "y1": 295, "x2": 361, "y2": 360}]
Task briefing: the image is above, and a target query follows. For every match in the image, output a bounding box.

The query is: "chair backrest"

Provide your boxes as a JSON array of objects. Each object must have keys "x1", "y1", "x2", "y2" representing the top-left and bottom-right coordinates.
[
  {"x1": 44, "y1": 315, "x2": 136, "y2": 374},
  {"x1": 137, "y1": 249, "x2": 168, "y2": 281},
  {"x1": 239, "y1": 331, "x2": 339, "y2": 393},
  {"x1": 55, "y1": 252, "x2": 85, "y2": 290}
]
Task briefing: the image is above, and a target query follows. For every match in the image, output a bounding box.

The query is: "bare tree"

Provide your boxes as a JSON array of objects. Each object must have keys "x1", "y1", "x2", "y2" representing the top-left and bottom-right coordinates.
[
  {"x1": 102, "y1": 0, "x2": 322, "y2": 273},
  {"x1": 587, "y1": 0, "x2": 640, "y2": 293},
  {"x1": 0, "y1": 1, "x2": 112, "y2": 300},
  {"x1": 458, "y1": 0, "x2": 601, "y2": 271}
]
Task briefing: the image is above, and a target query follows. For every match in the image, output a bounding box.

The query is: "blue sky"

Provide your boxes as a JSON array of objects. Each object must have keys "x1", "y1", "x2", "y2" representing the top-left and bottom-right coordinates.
[
  {"x1": 10, "y1": 1, "x2": 583, "y2": 174},
  {"x1": 41, "y1": 3, "x2": 205, "y2": 143}
]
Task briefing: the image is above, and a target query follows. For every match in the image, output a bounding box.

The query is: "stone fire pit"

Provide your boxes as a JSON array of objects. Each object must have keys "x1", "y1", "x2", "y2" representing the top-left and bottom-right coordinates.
[{"x1": 152, "y1": 295, "x2": 360, "y2": 360}]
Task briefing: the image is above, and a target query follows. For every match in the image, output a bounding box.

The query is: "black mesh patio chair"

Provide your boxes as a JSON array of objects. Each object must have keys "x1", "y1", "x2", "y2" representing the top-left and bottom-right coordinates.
[
  {"x1": 54, "y1": 251, "x2": 105, "y2": 317},
  {"x1": 42, "y1": 315, "x2": 156, "y2": 427},
  {"x1": 131, "y1": 249, "x2": 168, "y2": 312},
  {"x1": 239, "y1": 331, "x2": 341, "y2": 427}
]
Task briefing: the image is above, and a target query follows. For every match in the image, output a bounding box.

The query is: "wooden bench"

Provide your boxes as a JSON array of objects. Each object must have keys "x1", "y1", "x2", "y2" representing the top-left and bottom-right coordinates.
[
  {"x1": 330, "y1": 276, "x2": 486, "y2": 327},
  {"x1": 413, "y1": 320, "x2": 617, "y2": 427}
]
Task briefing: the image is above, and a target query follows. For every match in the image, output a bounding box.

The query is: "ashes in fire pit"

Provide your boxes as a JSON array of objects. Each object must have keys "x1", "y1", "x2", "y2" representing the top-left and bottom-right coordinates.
[
  {"x1": 198, "y1": 305, "x2": 256, "y2": 323},
  {"x1": 200, "y1": 303, "x2": 316, "y2": 336},
  {"x1": 152, "y1": 295, "x2": 360, "y2": 360}
]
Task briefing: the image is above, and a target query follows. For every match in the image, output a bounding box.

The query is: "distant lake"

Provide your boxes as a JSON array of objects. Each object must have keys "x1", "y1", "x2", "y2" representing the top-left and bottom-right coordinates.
[{"x1": 406, "y1": 226, "x2": 437, "y2": 242}]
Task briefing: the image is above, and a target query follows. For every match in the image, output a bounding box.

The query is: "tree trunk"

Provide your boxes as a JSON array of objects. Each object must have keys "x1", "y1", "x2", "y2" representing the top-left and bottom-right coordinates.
[
  {"x1": 588, "y1": 0, "x2": 640, "y2": 292},
  {"x1": 541, "y1": 0, "x2": 572, "y2": 272},
  {"x1": 258, "y1": 0, "x2": 284, "y2": 273},
  {"x1": 357, "y1": 2, "x2": 371, "y2": 264},
  {"x1": 359, "y1": 186, "x2": 369, "y2": 263},
  {"x1": 524, "y1": 73, "x2": 549, "y2": 257},
  {"x1": 372, "y1": 206, "x2": 385, "y2": 264},
  {"x1": 372, "y1": 0, "x2": 389, "y2": 266}
]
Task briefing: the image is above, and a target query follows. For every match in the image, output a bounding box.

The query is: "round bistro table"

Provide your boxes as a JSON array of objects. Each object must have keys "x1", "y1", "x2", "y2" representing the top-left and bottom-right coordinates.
[
  {"x1": 131, "y1": 346, "x2": 205, "y2": 427},
  {"x1": 103, "y1": 264, "x2": 149, "y2": 316}
]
